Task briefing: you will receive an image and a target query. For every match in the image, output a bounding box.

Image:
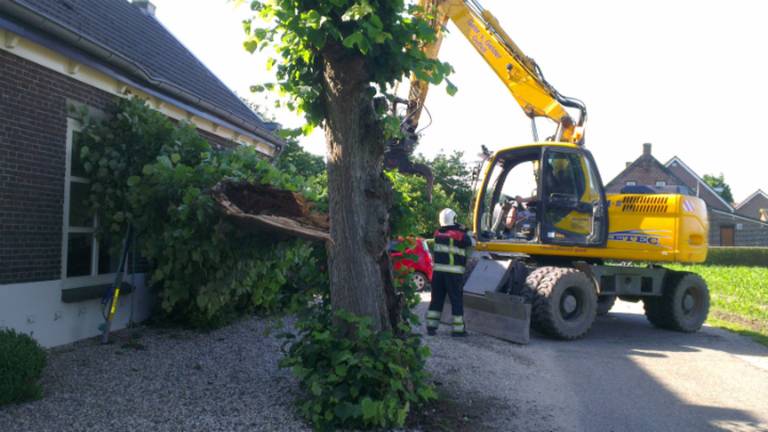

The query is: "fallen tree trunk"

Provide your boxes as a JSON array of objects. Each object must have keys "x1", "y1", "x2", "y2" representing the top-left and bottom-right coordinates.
[{"x1": 212, "y1": 180, "x2": 330, "y2": 242}]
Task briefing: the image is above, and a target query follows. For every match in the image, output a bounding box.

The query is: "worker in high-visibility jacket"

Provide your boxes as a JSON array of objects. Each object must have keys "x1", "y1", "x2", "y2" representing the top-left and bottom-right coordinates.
[{"x1": 426, "y1": 208, "x2": 475, "y2": 336}]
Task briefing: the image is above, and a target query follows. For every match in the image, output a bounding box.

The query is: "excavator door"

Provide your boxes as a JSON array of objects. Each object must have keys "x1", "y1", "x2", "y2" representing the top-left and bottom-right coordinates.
[{"x1": 539, "y1": 147, "x2": 608, "y2": 247}]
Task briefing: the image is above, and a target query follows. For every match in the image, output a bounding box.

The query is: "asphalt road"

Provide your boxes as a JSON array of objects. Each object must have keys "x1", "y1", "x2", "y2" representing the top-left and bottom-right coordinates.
[{"x1": 420, "y1": 297, "x2": 768, "y2": 432}]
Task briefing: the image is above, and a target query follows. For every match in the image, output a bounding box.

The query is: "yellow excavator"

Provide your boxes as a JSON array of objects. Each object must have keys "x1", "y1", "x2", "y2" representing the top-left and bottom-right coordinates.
[{"x1": 387, "y1": 0, "x2": 711, "y2": 342}]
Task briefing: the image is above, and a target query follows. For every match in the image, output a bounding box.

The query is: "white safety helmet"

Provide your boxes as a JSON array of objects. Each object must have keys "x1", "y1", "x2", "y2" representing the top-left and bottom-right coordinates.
[{"x1": 439, "y1": 208, "x2": 457, "y2": 227}]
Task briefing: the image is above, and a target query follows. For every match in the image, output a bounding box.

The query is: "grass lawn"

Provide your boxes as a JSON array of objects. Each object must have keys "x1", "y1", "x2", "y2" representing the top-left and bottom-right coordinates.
[{"x1": 667, "y1": 264, "x2": 768, "y2": 346}]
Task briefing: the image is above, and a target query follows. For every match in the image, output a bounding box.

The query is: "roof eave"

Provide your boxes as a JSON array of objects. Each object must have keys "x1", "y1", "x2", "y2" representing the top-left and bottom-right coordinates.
[
  {"x1": 0, "y1": 0, "x2": 284, "y2": 151},
  {"x1": 735, "y1": 189, "x2": 768, "y2": 209}
]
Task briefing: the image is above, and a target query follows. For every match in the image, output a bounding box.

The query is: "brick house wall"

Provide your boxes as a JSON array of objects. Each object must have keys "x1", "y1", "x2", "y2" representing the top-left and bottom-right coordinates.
[
  {"x1": 0, "y1": 49, "x2": 238, "y2": 284},
  {"x1": 0, "y1": 49, "x2": 114, "y2": 284},
  {"x1": 736, "y1": 192, "x2": 768, "y2": 221}
]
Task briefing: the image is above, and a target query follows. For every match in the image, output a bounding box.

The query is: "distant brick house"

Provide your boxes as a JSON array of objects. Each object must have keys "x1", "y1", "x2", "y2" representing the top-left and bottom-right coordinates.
[
  {"x1": 606, "y1": 143, "x2": 768, "y2": 247},
  {"x1": 0, "y1": 0, "x2": 282, "y2": 346},
  {"x1": 736, "y1": 190, "x2": 768, "y2": 223}
]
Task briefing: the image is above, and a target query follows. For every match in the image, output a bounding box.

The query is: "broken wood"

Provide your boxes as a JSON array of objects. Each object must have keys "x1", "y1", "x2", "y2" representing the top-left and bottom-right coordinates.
[{"x1": 212, "y1": 180, "x2": 330, "y2": 242}]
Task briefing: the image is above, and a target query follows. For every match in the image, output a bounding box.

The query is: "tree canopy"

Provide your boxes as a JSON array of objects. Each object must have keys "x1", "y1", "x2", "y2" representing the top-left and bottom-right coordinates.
[
  {"x1": 703, "y1": 173, "x2": 734, "y2": 204},
  {"x1": 244, "y1": 0, "x2": 453, "y2": 131},
  {"x1": 415, "y1": 150, "x2": 474, "y2": 217}
]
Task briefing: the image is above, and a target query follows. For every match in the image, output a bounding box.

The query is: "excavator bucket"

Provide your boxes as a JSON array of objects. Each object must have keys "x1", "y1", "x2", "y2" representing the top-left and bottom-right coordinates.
[{"x1": 441, "y1": 253, "x2": 531, "y2": 344}]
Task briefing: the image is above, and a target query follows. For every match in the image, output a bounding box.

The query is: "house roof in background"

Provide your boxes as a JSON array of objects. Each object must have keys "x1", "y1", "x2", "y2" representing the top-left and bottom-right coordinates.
[
  {"x1": 2, "y1": 0, "x2": 280, "y2": 145},
  {"x1": 665, "y1": 156, "x2": 734, "y2": 212},
  {"x1": 735, "y1": 189, "x2": 768, "y2": 209},
  {"x1": 604, "y1": 148, "x2": 688, "y2": 191}
]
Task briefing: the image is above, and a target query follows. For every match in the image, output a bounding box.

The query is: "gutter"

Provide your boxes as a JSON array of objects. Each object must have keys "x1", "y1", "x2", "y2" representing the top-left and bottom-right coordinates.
[
  {"x1": 710, "y1": 208, "x2": 768, "y2": 227},
  {"x1": 0, "y1": 1, "x2": 284, "y2": 153}
]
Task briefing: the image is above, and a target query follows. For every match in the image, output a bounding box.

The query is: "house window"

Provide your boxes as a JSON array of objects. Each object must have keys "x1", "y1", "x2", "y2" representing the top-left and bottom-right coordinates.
[
  {"x1": 655, "y1": 181, "x2": 667, "y2": 187},
  {"x1": 625, "y1": 181, "x2": 637, "y2": 186},
  {"x1": 62, "y1": 118, "x2": 119, "y2": 278}
]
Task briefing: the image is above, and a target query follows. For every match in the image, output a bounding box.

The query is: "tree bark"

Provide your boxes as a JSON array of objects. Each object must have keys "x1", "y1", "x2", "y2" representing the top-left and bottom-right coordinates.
[{"x1": 321, "y1": 45, "x2": 400, "y2": 333}]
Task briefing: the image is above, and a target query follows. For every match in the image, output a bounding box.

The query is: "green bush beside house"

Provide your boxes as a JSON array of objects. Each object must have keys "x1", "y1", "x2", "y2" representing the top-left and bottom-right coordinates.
[{"x1": 0, "y1": 329, "x2": 46, "y2": 406}]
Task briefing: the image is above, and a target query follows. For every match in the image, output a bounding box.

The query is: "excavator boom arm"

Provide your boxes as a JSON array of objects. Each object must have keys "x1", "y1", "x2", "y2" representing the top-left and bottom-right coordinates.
[{"x1": 406, "y1": 0, "x2": 586, "y2": 143}]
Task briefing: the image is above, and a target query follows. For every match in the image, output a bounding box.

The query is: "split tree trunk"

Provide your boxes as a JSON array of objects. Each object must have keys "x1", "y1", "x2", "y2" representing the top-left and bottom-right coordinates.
[{"x1": 321, "y1": 45, "x2": 401, "y2": 333}]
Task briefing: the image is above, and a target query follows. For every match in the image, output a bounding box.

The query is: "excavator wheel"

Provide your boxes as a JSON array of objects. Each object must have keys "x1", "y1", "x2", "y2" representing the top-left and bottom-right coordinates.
[
  {"x1": 643, "y1": 271, "x2": 709, "y2": 332},
  {"x1": 526, "y1": 267, "x2": 597, "y2": 340}
]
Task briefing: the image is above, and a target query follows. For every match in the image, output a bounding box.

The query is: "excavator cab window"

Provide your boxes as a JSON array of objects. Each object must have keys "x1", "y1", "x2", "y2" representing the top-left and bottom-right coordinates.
[
  {"x1": 540, "y1": 148, "x2": 607, "y2": 246},
  {"x1": 476, "y1": 147, "x2": 542, "y2": 242},
  {"x1": 475, "y1": 146, "x2": 607, "y2": 247}
]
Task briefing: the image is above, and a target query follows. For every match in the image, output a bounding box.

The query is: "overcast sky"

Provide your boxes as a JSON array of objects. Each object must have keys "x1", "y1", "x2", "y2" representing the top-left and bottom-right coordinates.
[{"x1": 151, "y1": 0, "x2": 767, "y2": 203}]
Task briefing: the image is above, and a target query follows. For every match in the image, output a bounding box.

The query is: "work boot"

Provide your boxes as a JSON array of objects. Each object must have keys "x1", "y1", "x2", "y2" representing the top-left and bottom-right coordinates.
[
  {"x1": 426, "y1": 310, "x2": 440, "y2": 331},
  {"x1": 451, "y1": 315, "x2": 465, "y2": 336}
]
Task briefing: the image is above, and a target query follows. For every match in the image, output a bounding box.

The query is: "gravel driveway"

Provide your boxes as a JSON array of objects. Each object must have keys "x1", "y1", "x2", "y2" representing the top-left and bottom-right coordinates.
[
  {"x1": 2, "y1": 296, "x2": 767, "y2": 432},
  {"x1": 0, "y1": 318, "x2": 310, "y2": 432}
]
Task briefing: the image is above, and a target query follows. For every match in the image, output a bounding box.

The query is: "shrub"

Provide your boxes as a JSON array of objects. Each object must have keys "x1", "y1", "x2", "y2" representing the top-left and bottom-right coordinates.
[
  {"x1": 0, "y1": 329, "x2": 46, "y2": 406},
  {"x1": 281, "y1": 246, "x2": 433, "y2": 431},
  {"x1": 706, "y1": 247, "x2": 768, "y2": 267},
  {"x1": 77, "y1": 98, "x2": 325, "y2": 327},
  {"x1": 280, "y1": 311, "x2": 435, "y2": 431}
]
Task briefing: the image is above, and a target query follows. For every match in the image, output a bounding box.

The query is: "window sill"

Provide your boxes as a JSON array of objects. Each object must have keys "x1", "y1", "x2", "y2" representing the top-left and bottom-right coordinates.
[{"x1": 61, "y1": 282, "x2": 134, "y2": 303}]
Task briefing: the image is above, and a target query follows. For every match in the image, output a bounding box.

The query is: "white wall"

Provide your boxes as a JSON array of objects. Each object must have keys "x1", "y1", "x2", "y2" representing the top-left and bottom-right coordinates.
[{"x1": 0, "y1": 276, "x2": 153, "y2": 348}]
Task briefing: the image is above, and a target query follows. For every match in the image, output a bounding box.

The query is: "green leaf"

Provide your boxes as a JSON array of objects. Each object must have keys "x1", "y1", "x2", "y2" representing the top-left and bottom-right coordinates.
[
  {"x1": 360, "y1": 397, "x2": 377, "y2": 420},
  {"x1": 303, "y1": 9, "x2": 322, "y2": 29},
  {"x1": 341, "y1": 0, "x2": 373, "y2": 22},
  {"x1": 334, "y1": 402, "x2": 360, "y2": 420},
  {"x1": 342, "y1": 31, "x2": 370, "y2": 54},
  {"x1": 446, "y1": 78, "x2": 458, "y2": 96}
]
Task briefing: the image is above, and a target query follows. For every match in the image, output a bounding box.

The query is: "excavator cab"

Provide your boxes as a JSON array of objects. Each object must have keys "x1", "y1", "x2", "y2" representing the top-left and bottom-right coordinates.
[{"x1": 475, "y1": 144, "x2": 607, "y2": 248}]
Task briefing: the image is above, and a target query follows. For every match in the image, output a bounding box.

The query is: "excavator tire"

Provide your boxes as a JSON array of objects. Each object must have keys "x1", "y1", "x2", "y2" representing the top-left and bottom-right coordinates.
[
  {"x1": 642, "y1": 297, "x2": 669, "y2": 328},
  {"x1": 596, "y1": 295, "x2": 617, "y2": 316},
  {"x1": 526, "y1": 267, "x2": 597, "y2": 340},
  {"x1": 644, "y1": 271, "x2": 709, "y2": 332}
]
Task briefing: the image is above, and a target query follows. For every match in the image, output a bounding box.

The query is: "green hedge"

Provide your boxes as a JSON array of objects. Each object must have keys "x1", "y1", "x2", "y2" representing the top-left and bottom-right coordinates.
[
  {"x1": 0, "y1": 329, "x2": 46, "y2": 406},
  {"x1": 706, "y1": 247, "x2": 768, "y2": 267}
]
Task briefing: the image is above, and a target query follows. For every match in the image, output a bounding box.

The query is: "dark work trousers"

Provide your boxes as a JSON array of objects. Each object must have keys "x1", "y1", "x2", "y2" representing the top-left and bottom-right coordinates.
[{"x1": 428, "y1": 272, "x2": 464, "y2": 318}]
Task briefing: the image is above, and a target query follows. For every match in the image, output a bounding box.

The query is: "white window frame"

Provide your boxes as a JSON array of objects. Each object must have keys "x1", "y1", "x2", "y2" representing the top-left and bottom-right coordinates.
[
  {"x1": 655, "y1": 180, "x2": 667, "y2": 187},
  {"x1": 61, "y1": 118, "x2": 116, "y2": 286},
  {"x1": 625, "y1": 181, "x2": 637, "y2": 186}
]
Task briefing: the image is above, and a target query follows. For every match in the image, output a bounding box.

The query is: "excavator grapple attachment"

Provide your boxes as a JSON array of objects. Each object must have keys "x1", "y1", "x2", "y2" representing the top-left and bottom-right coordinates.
[
  {"x1": 441, "y1": 254, "x2": 531, "y2": 344},
  {"x1": 384, "y1": 146, "x2": 434, "y2": 201}
]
